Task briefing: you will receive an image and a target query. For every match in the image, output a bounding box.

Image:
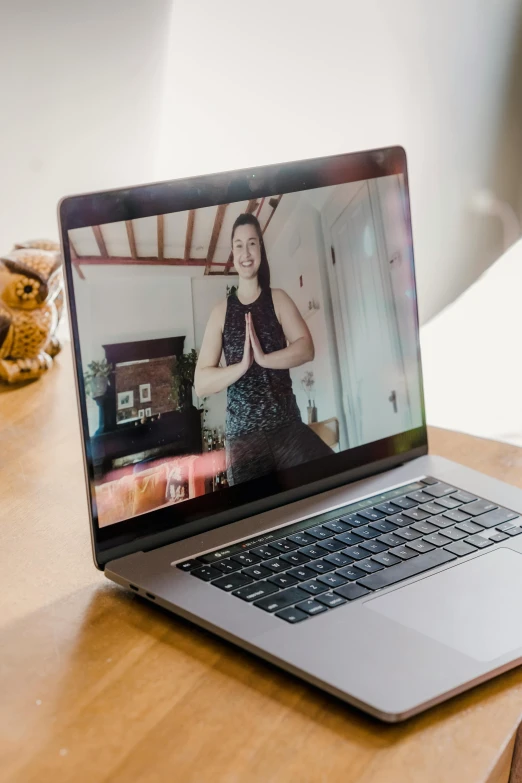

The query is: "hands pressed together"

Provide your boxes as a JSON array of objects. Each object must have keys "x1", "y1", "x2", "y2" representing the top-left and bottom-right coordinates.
[{"x1": 240, "y1": 312, "x2": 267, "y2": 372}]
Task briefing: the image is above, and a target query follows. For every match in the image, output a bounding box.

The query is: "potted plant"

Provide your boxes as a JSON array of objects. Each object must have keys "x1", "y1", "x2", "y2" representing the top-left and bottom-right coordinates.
[
  {"x1": 172, "y1": 349, "x2": 199, "y2": 410},
  {"x1": 84, "y1": 359, "x2": 112, "y2": 399},
  {"x1": 301, "y1": 370, "x2": 317, "y2": 424}
]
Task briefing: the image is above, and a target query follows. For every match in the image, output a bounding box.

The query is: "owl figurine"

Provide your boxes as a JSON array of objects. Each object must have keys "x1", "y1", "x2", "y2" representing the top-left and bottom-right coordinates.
[{"x1": 0, "y1": 240, "x2": 64, "y2": 383}]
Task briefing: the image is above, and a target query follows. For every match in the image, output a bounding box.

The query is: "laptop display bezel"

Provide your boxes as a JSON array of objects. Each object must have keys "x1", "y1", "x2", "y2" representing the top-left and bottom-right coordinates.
[{"x1": 59, "y1": 146, "x2": 427, "y2": 568}]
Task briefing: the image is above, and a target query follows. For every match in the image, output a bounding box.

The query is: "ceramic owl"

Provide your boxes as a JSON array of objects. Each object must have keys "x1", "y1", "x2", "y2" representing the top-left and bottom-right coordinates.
[{"x1": 0, "y1": 240, "x2": 64, "y2": 383}]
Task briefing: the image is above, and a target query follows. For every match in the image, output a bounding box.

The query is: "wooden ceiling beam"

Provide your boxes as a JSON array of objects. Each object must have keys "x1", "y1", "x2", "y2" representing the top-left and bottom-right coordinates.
[
  {"x1": 92, "y1": 225, "x2": 109, "y2": 258},
  {"x1": 73, "y1": 261, "x2": 85, "y2": 280},
  {"x1": 262, "y1": 194, "x2": 282, "y2": 234},
  {"x1": 184, "y1": 210, "x2": 195, "y2": 261},
  {"x1": 157, "y1": 215, "x2": 164, "y2": 260},
  {"x1": 75, "y1": 256, "x2": 221, "y2": 267},
  {"x1": 204, "y1": 204, "x2": 227, "y2": 276},
  {"x1": 125, "y1": 220, "x2": 138, "y2": 259},
  {"x1": 69, "y1": 237, "x2": 78, "y2": 260}
]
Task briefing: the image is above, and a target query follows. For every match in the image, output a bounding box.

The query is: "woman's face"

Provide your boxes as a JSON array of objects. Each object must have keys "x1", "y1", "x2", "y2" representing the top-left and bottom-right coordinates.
[{"x1": 232, "y1": 224, "x2": 262, "y2": 280}]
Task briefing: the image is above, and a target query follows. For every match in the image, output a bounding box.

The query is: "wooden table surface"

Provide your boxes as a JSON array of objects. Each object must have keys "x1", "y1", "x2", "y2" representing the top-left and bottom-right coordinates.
[{"x1": 2, "y1": 343, "x2": 522, "y2": 783}]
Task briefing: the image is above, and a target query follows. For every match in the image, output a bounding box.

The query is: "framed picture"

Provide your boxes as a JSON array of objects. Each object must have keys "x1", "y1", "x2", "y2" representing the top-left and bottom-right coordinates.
[
  {"x1": 117, "y1": 391, "x2": 134, "y2": 410},
  {"x1": 145, "y1": 407, "x2": 152, "y2": 417},
  {"x1": 138, "y1": 409, "x2": 145, "y2": 418},
  {"x1": 139, "y1": 383, "x2": 151, "y2": 403}
]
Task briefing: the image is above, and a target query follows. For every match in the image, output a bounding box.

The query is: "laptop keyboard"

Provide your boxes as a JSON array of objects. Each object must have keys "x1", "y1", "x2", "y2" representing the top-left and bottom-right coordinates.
[{"x1": 175, "y1": 478, "x2": 521, "y2": 624}]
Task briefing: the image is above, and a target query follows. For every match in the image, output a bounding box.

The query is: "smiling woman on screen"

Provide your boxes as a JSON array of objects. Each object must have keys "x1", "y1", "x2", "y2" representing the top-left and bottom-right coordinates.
[{"x1": 195, "y1": 212, "x2": 333, "y2": 486}]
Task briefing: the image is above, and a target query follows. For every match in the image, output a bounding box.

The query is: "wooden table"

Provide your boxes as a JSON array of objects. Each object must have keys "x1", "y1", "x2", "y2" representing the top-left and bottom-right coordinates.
[{"x1": 2, "y1": 343, "x2": 522, "y2": 783}]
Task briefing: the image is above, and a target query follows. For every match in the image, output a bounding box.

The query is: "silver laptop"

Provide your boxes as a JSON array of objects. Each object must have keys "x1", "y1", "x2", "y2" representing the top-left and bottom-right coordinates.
[{"x1": 59, "y1": 147, "x2": 522, "y2": 721}]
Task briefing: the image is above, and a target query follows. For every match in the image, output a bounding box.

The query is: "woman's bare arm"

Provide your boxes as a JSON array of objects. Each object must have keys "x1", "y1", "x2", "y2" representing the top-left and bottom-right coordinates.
[
  {"x1": 194, "y1": 304, "x2": 252, "y2": 397},
  {"x1": 248, "y1": 289, "x2": 314, "y2": 370}
]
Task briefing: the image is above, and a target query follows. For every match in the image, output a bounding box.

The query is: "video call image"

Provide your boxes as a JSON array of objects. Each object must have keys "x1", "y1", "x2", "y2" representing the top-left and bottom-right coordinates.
[{"x1": 69, "y1": 175, "x2": 423, "y2": 527}]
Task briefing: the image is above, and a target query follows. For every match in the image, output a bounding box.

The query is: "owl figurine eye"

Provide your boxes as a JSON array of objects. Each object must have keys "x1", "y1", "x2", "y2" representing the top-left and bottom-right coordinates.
[{"x1": 4, "y1": 274, "x2": 42, "y2": 310}]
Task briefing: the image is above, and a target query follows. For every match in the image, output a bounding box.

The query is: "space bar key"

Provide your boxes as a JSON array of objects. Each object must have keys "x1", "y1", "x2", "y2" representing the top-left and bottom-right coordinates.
[{"x1": 358, "y1": 549, "x2": 457, "y2": 591}]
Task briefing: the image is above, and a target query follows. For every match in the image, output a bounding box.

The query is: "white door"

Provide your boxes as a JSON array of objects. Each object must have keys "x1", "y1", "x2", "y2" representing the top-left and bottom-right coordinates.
[{"x1": 327, "y1": 182, "x2": 411, "y2": 446}]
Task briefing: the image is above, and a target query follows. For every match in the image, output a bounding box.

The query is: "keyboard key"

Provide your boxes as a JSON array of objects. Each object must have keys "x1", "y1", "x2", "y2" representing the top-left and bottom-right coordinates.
[
  {"x1": 317, "y1": 572, "x2": 348, "y2": 587},
  {"x1": 287, "y1": 532, "x2": 316, "y2": 547},
  {"x1": 435, "y1": 496, "x2": 461, "y2": 509},
  {"x1": 268, "y1": 573, "x2": 299, "y2": 588},
  {"x1": 263, "y1": 558, "x2": 290, "y2": 573},
  {"x1": 451, "y1": 490, "x2": 478, "y2": 504},
  {"x1": 352, "y1": 525, "x2": 379, "y2": 540},
  {"x1": 323, "y1": 519, "x2": 351, "y2": 534},
  {"x1": 418, "y1": 501, "x2": 448, "y2": 515},
  {"x1": 465, "y1": 534, "x2": 493, "y2": 548},
  {"x1": 213, "y1": 572, "x2": 253, "y2": 591},
  {"x1": 369, "y1": 519, "x2": 398, "y2": 533},
  {"x1": 505, "y1": 526, "x2": 522, "y2": 537},
  {"x1": 231, "y1": 552, "x2": 261, "y2": 567},
  {"x1": 378, "y1": 533, "x2": 404, "y2": 548},
  {"x1": 392, "y1": 496, "x2": 418, "y2": 509},
  {"x1": 297, "y1": 599, "x2": 328, "y2": 616},
  {"x1": 411, "y1": 520, "x2": 438, "y2": 535},
  {"x1": 343, "y1": 546, "x2": 368, "y2": 561},
  {"x1": 403, "y1": 508, "x2": 431, "y2": 522},
  {"x1": 300, "y1": 580, "x2": 328, "y2": 595},
  {"x1": 455, "y1": 520, "x2": 484, "y2": 535},
  {"x1": 445, "y1": 541, "x2": 477, "y2": 557},
  {"x1": 334, "y1": 583, "x2": 371, "y2": 601},
  {"x1": 421, "y1": 476, "x2": 439, "y2": 485},
  {"x1": 334, "y1": 531, "x2": 364, "y2": 547},
  {"x1": 270, "y1": 539, "x2": 299, "y2": 553},
  {"x1": 423, "y1": 482, "x2": 457, "y2": 498},
  {"x1": 192, "y1": 566, "x2": 222, "y2": 581},
  {"x1": 300, "y1": 544, "x2": 324, "y2": 559},
  {"x1": 359, "y1": 539, "x2": 388, "y2": 554},
  {"x1": 374, "y1": 502, "x2": 402, "y2": 515},
  {"x1": 372, "y1": 551, "x2": 402, "y2": 567},
  {"x1": 280, "y1": 551, "x2": 311, "y2": 565},
  {"x1": 214, "y1": 559, "x2": 242, "y2": 574},
  {"x1": 176, "y1": 559, "x2": 199, "y2": 572},
  {"x1": 472, "y1": 508, "x2": 518, "y2": 529},
  {"x1": 423, "y1": 532, "x2": 452, "y2": 547},
  {"x1": 389, "y1": 545, "x2": 418, "y2": 560},
  {"x1": 250, "y1": 545, "x2": 279, "y2": 559},
  {"x1": 243, "y1": 564, "x2": 272, "y2": 579},
  {"x1": 324, "y1": 551, "x2": 353, "y2": 568},
  {"x1": 287, "y1": 566, "x2": 316, "y2": 581},
  {"x1": 307, "y1": 525, "x2": 332, "y2": 540},
  {"x1": 490, "y1": 531, "x2": 509, "y2": 543},
  {"x1": 497, "y1": 520, "x2": 520, "y2": 532},
  {"x1": 460, "y1": 499, "x2": 498, "y2": 517},
  {"x1": 428, "y1": 514, "x2": 454, "y2": 529},
  {"x1": 233, "y1": 581, "x2": 279, "y2": 601},
  {"x1": 356, "y1": 559, "x2": 384, "y2": 574},
  {"x1": 315, "y1": 592, "x2": 347, "y2": 608},
  {"x1": 441, "y1": 526, "x2": 467, "y2": 541},
  {"x1": 276, "y1": 607, "x2": 308, "y2": 623},
  {"x1": 407, "y1": 490, "x2": 433, "y2": 504},
  {"x1": 307, "y1": 559, "x2": 336, "y2": 574},
  {"x1": 358, "y1": 549, "x2": 457, "y2": 590},
  {"x1": 316, "y1": 538, "x2": 346, "y2": 552},
  {"x1": 336, "y1": 565, "x2": 367, "y2": 580},
  {"x1": 386, "y1": 513, "x2": 411, "y2": 527},
  {"x1": 340, "y1": 514, "x2": 368, "y2": 527},
  {"x1": 358, "y1": 507, "x2": 386, "y2": 521},
  {"x1": 442, "y1": 509, "x2": 471, "y2": 523},
  {"x1": 255, "y1": 587, "x2": 309, "y2": 612},
  {"x1": 395, "y1": 526, "x2": 423, "y2": 542},
  {"x1": 406, "y1": 539, "x2": 435, "y2": 554}
]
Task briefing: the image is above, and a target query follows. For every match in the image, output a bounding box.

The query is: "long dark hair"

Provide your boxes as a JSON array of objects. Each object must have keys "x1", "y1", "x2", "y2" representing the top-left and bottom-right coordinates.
[{"x1": 230, "y1": 212, "x2": 270, "y2": 291}]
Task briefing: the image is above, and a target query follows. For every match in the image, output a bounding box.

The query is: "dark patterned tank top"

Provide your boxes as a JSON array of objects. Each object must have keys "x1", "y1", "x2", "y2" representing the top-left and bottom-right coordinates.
[{"x1": 223, "y1": 288, "x2": 302, "y2": 439}]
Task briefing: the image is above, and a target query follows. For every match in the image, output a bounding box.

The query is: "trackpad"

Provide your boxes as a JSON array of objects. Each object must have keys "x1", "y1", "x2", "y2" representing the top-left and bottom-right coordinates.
[{"x1": 366, "y1": 548, "x2": 522, "y2": 662}]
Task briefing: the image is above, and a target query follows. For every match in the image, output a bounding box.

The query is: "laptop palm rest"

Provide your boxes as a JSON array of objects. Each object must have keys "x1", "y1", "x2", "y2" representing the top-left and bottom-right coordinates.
[{"x1": 365, "y1": 548, "x2": 522, "y2": 662}]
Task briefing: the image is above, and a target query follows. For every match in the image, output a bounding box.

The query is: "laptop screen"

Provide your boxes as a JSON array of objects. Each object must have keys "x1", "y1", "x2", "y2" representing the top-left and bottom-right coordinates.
[{"x1": 61, "y1": 148, "x2": 426, "y2": 559}]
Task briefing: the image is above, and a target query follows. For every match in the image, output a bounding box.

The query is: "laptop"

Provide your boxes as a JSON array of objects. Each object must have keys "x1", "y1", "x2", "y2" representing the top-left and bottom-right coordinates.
[{"x1": 59, "y1": 147, "x2": 522, "y2": 721}]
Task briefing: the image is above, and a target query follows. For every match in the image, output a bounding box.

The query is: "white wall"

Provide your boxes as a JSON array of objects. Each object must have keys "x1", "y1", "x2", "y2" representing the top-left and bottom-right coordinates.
[
  {"x1": 0, "y1": 0, "x2": 171, "y2": 252},
  {"x1": 267, "y1": 194, "x2": 343, "y2": 439},
  {"x1": 157, "y1": 0, "x2": 522, "y2": 323}
]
